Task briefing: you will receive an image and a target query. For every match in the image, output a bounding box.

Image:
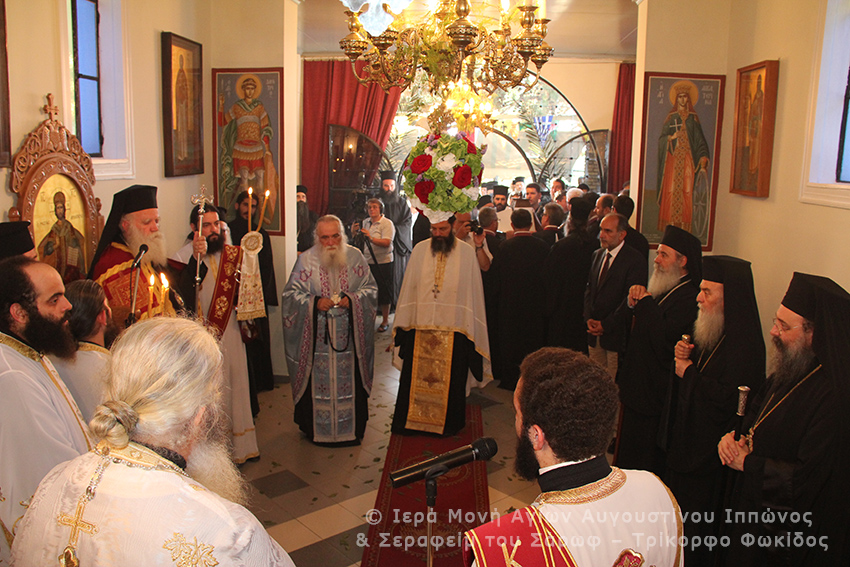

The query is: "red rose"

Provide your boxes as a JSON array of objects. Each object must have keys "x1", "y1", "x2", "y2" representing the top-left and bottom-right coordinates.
[
  {"x1": 411, "y1": 154, "x2": 432, "y2": 174},
  {"x1": 465, "y1": 138, "x2": 477, "y2": 155},
  {"x1": 452, "y1": 164, "x2": 473, "y2": 189},
  {"x1": 414, "y1": 180, "x2": 435, "y2": 204}
]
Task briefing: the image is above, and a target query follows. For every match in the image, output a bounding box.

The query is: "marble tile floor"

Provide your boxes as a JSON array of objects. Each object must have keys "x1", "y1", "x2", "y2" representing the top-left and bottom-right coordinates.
[{"x1": 240, "y1": 314, "x2": 539, "y2": 567}]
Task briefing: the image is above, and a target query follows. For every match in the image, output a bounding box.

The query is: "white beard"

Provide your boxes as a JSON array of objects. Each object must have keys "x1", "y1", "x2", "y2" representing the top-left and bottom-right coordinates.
[
  {"x1": 124, "y1": 224, "x2": 169, "y2": 268},
  {"x1": 185, "y1": 436, "x2": 249, "y2": 506},
  {"x1": 647, "y1": 264, "x2": 684, "y2": 298},
  {"x1": 320, "y1": 245, "x2": 347, "y2": 269},
  {"x1": 693, "y1": 305, "x2": 725, "y2": 351}
]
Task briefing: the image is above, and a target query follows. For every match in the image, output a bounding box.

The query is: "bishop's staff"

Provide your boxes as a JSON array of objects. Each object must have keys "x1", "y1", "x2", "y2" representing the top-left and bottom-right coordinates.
[
  {"x1": 190, "y1": 186, "x2": 212, "y2": 294},
  {"x1": 734, "y1": 386, "x2": 751, "y2": 441}
]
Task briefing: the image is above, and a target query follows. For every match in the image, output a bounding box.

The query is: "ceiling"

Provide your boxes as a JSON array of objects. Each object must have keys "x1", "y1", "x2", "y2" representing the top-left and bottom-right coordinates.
[{"x1": 298, "y1": 0, "x2": 639, "y2": 60}]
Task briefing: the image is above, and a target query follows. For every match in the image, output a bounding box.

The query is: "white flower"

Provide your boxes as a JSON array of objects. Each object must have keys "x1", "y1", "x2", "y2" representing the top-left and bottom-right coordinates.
[
  {"x1": 409, "y1": 194, "x2": 425, "y2": 210},
  {"x1": 462, "y1": 185, "x2": 478, "y2": 200},
  {"x1": 424, "y1": 146, "x2": 437, "y2": 157},
  {"x1": 435, "y1": 153, "x2": 457, "y2": 173}
]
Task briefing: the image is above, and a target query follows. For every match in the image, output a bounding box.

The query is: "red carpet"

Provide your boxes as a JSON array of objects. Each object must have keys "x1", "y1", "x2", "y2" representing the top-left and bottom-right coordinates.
[{"x1": 361, "y1": 405, "x2": 490, "y2": 567}]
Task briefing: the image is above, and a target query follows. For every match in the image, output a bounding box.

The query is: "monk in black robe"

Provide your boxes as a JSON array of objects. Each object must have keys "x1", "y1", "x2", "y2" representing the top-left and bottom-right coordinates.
[
  {"x1": 718, "y1": 273, "x2": 850, "y2": 566},
  {"x1": 378, "y1": 171, "x2": 412, "y2": 308},
  {"x1": 616, "y1": 225, "x2": 701, "y2": 475},
  {"x1": 665, "y1": 256, "x2": 765, "y2": 567},
  {"x1": 489, "y1": 209, "x2": 549, "y2": 391},
  {"x1": 544, "y1": 198, "x2": 598, "y2": 354},
  {"x1": 230, "y1": 191, "x2": 278, "y2": 414}
]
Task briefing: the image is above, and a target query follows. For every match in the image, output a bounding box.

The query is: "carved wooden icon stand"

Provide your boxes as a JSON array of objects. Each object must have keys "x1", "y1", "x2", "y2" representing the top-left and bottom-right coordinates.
[{"x1": 9, "y1": 93, "x2": 102, "y2": 272}]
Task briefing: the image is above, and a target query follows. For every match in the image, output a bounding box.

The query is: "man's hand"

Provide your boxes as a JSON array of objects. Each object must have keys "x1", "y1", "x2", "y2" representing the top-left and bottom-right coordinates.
[
  {"x1": 317, "y1": 298, "x2": 335, "y2": 312},
  {"x1": 472, "y1": 230, "x2": 486, "y2": 247},
  {"x1": 718, "y1": 431, "x2": 751, "y2": 471},
  {"x1": 192, "y1": 232, "x2": 207, "y2": 258},
  {"x1": 674, "y1": 339, "x2": 694, "y2": 377},
  {"x1": 587, "y1": 319, "x2": 603, "y2": 336},
  {"x1": 628, "y1": 285, "x2": 650, "y2": 307},
  {"x1": 338, "y1": 296, "x2": 350, "y2": 309}
]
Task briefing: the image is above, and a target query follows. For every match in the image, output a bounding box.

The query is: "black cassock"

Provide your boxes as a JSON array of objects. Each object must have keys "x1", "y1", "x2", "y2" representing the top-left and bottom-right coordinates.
[
  {"x1": 664, "y1": 337, "x2": 764, "y2": 567},
  {"x1": 616, "y1": 277, "x2": 698, "y2": 475},
  {"x1": 489, "y1": 235, "x2": 550, "y2": 390},
  {"x1": 229, "y1": 216, "x2": 278, "y2": 413},
  {"x1": 381, "y1": 192, "x2": 412, "y2": 308},
  {"x1": 722, "y1": 365, "x2": 844, "y2": 566},
  {"x1": 544, "y1": 230, "x2": 598, "y2": 354}
]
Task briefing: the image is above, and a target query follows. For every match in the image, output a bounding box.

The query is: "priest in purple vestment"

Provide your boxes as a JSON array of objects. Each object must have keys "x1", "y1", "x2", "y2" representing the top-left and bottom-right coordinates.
[{"x1": 282, "y1": 215, "x2": 377, "y2": 445}]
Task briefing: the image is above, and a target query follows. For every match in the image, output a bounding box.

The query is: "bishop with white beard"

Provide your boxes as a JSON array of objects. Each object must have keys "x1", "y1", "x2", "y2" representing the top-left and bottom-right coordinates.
[
  {"x1": 282, "y1": 215, "x2": 377, "y2": 445},
  {"x1": 89, "y1": 185, "x2": 178, "y2": 326},
  {"x1": 615, "y1": 224, "x2": 702, "y2": 476},
  {"x1": 665, "y1": 256, "x2": 765, "y2": 567}
]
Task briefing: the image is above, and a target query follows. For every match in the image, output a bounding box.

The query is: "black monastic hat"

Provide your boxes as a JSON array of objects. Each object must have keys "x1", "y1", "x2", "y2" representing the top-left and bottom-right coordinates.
[
  {"x1": 0, "y1": 221, "x2": 35, "y2": 260},
  {"x1": 660, "y1": 225, "x2": 702, "y2": 284},
  {"x1": 702, "y1": 255, "x2": 764, "y2": 368},
  {"x1": 477, "y1": 195, "x2": 492, "y2": 208},
  {"x1": 380, "y1": 171, "x2": 396, "y2": 182},
  {"x1": 296, "y1": 185, "x2": 308, "y2": 195},
  {"x1": 492, "y1": 185, "x2": 509, "y2": 197},
  {"x1": 88, "y1": 185, "x2": 158, "y2": 277}
]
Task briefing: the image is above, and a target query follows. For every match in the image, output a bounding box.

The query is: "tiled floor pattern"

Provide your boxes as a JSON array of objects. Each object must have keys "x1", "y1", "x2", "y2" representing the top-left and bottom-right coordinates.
[{"x1": 240, "y1": 314, "x2": 539, "y2": 566}]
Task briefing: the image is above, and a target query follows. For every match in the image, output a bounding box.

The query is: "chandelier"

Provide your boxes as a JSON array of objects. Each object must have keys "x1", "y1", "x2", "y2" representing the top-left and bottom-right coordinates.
[{"x1": 338, "y1": 0, "x2": 554, "y2": 99}]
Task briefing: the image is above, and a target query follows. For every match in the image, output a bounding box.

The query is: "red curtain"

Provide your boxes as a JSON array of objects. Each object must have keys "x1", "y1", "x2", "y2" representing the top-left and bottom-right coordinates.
[
  {"x1": 301, "y1": 60, "x2": 402, "y2": 214},
  {"x1": 608, "y1": 63, "x2": 636, "y2": 195}
]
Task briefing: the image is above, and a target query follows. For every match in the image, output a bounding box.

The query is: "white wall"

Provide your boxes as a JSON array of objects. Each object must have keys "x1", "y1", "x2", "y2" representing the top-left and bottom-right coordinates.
[
  {"x1": 631, "y1": 0, "x2": 850, "y2": 336},
  {"x1": 1, "y1": 0, "x2": 298, "y2": 374},
  {"x1": 717, "y1": 0, "x2": 850, "y2": 322}
]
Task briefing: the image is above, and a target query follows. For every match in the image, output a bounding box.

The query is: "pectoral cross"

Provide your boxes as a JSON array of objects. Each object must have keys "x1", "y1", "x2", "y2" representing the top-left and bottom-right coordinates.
[{"x1": 58, "y1": 500, "x2": 98, "y2": 547}]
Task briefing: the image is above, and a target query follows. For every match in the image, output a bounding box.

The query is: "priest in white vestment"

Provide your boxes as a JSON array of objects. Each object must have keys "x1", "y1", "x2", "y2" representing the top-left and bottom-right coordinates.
[
  {"x1": 0, "y1": 257, "x2": 93, "y2": 563},
  {"x1": 282, "y1": 215, "x2": 377, "y2": 444},
  {"x1": 464, "y1": 348, "x2": 683, "y2": 567},
  {"x1": 392, "y1": 215, "x2": 492, "y2": 436},
  {"x1": 50, "y1": 279, "x2": 120, "y2": 421},
  {"x1": 11, "y1": 317, "x2": 295, "y2": 565},
  {"x1": 171, "y1": 206, "x2": 259, "y2": 463}
]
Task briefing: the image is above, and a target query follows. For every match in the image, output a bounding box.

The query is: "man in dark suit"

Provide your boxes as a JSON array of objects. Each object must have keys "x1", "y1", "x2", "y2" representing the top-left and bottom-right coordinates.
[
  {"x1": 477, "y1": 206, "x2": 504, "y2": 257},
  {"x1": 616, "y1": 225, "x2": 702, "y2": 476},
  {"x1": 584, "y1": 213, "x2": 648, "y2": 378},
  {"x1": 613, "y1": 195, "x2": 649, "y2": 260},
  {"x1": 586, "y1": 194, "x2": 613, "y2": 240},
  {"x1": 533, "y1": 202, "x2": 565, "y2": 247}
]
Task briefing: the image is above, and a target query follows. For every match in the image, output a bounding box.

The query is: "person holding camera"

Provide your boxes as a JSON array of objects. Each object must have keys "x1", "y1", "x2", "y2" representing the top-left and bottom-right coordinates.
[
  {"x1": 360, "y1": 198, "x2": 395, "y2": 332},
  {"x1": 453, "y1": 211, "x2": 491, "y2": 272}
]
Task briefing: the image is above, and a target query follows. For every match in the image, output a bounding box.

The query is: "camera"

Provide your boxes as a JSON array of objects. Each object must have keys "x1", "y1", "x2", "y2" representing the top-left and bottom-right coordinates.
[{"x1": 467, "y1": 220, "x2": 484, "y2": 236}]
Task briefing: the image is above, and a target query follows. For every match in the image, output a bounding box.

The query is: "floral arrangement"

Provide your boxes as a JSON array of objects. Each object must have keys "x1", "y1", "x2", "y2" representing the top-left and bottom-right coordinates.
[{"x1": 401, "y1": 133, "x2": 486, "y2": 223}]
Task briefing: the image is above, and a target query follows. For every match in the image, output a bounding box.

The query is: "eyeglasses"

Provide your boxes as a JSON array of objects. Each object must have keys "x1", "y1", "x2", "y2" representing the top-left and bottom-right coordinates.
[{"x1": 772, "y1": 317, "x2": 802, "y2": 335}]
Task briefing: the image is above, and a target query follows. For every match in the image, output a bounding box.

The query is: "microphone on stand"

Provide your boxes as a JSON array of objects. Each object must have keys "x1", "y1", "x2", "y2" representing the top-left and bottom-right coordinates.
[
  {"x1": 132, "y1": 244, "x2": 149, "y2": 269},
  {"x1": 126, "y1": 245, "x2": 150, "y2": 328},
  {"x1": 390, "y1": 437, "x2": 498, "y2": 488}
]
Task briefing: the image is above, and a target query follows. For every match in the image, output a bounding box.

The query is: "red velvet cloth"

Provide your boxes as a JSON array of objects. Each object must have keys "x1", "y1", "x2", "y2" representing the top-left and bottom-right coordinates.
[
  {"x1": 301, "y1": 60, "x2": 402, "y2": 214},
  {"x1": 607, "y1": 63, "x2": 636, "y2": 195}
]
